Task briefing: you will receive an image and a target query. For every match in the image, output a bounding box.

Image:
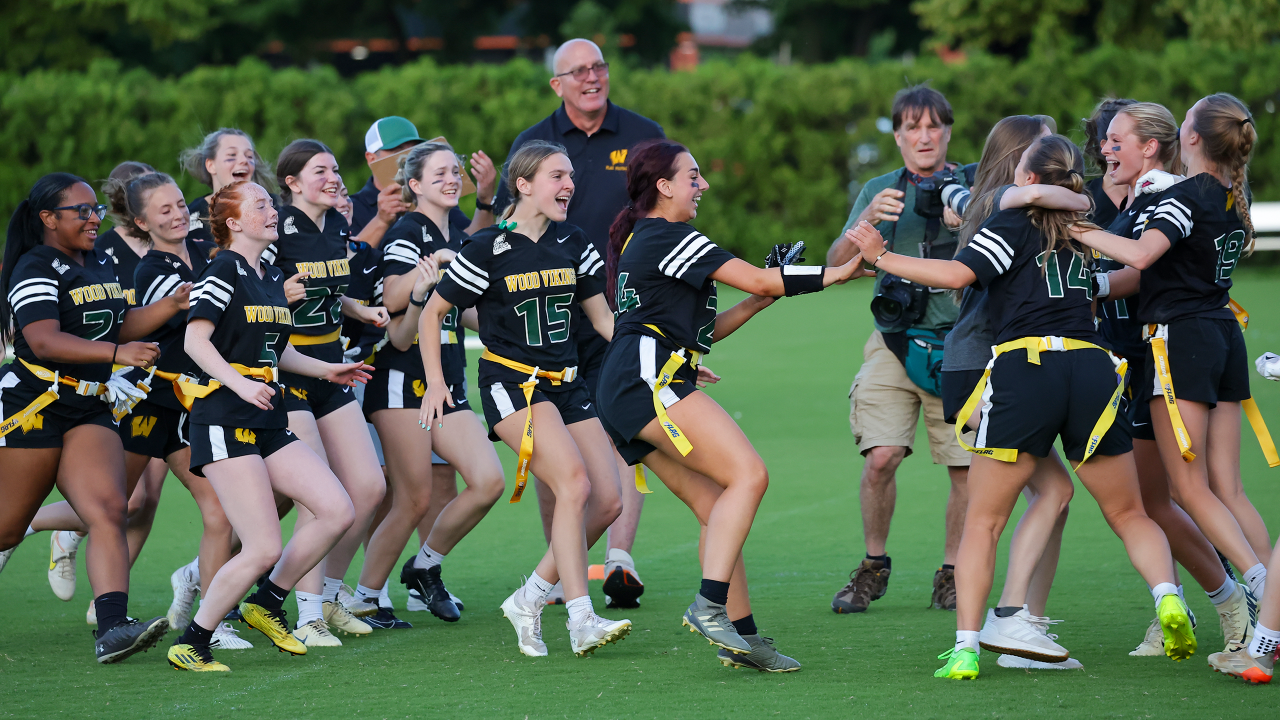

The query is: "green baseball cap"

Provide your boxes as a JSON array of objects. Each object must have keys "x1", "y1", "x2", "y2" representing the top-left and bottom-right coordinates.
[{"x1": 365, "y1": 116, "x2": 423, "y2": 153}]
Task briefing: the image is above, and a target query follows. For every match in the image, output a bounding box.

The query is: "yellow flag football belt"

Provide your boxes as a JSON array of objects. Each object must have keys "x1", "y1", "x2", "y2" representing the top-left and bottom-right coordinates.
[
  {"x1": 479, "y1": 349, "x2": 577, "y2": 504},
  {"x1": 0, "y1": 359, "x2": 110, "y2": 439},
  {"x1": 955, "y1": 336, "x2": 1127, "y2": 471},
  {"x1": 289, "y1": 329, "x2": 341, "y2": 346},
  {"x1": 634, "y1": 324, "x2": 706, "y2": 495},
  {"x1": 1144, "y1": 300, "x2": 1278, "y2": 468}
]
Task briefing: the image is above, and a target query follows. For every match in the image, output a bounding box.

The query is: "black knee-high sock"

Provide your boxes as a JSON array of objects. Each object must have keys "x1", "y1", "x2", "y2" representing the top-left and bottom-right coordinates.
[
  {"x1": 94, "y1": 591, "x2": 129, "y2": 633},
  {"x1": 248, "y1": 579, "x2": 289, "y2": 610},
  {"x1": 700, "y1": 579, "x2": 730, "y2": 606},
  {"x1": 179, "y1": 621, "x2": 215, "y2": 647}
]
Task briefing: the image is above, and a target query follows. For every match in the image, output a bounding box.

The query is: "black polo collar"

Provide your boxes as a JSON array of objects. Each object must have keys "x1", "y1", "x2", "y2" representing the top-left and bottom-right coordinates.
[{"x1": 551, "y1": 100, "x2": 619, "y2": 137}]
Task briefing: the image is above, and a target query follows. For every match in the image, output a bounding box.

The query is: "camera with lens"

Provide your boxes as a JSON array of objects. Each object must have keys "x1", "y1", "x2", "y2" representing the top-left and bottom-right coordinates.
[
  {"x1": 870, "y1": 272, "x2": 929, "y2": 331},
  {"x1": 912, "y1": 169, "x2": 961, "y2": 219}
]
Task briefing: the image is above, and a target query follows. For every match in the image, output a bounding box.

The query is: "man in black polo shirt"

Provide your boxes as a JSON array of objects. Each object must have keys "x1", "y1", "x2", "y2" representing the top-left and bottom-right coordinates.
[{"x1": 497, "y1": 38, "x2": 665, "y2": 609}]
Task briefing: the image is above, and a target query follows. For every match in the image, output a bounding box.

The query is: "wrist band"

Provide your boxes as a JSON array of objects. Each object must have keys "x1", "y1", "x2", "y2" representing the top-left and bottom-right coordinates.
[
  {"x1": 1095, "y1": 272, "x2": 1111, "y2": 300},
  {"x1": 111, "y1": 344, "x2": 118, "y2": 364},
  {"x1": 872, "y1": 250, "x2": 889, "y2": 268},
  {"x1": 409, "y1": 293, "x2": 428, "y2": 308},
  {"x1": 781, "y1": 265, "x2": 825, "y2": 297}
]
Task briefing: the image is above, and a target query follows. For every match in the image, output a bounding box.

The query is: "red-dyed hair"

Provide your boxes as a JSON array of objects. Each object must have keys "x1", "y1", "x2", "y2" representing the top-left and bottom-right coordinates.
[
  {"x1": 605, "y1": 139, "x2": 689, "y2": 307},
  {"x1": 209, "y1": 180, "x2": 252, "y2": 253}
]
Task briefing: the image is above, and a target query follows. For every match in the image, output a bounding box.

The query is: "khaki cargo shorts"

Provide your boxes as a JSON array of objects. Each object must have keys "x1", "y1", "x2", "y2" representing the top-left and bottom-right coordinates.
[{"x1": 849, "y1": 331, "x2": 971, "y2": 466}]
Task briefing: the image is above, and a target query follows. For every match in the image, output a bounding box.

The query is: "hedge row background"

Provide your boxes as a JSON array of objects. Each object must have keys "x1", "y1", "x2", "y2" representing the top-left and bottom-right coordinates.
[{"x1": 2, "y1": 44, "x2": 1277, "y2": 259}]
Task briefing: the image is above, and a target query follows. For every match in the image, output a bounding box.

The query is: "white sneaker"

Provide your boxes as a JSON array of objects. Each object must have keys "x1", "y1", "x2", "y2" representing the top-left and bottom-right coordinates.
[
  {"x1": 210, "y1": 622, "x2": 253, "y2": 650},
  {"x1": 323, "y1": 600, "x2": 372, "y2": 635},
  {"x1": 567, "y1": 612, "x2": 632, "y2": 657},
  {"x1": 0, "y1": 545, "x2": 15, "y2": 575},
  {"x1": 1129, "y1": 617, "x2": 1164, "y2": 656},
  {"x1": 48, "y1": 531, "x2": 82, "y2": 601},
  {"x1": 501, "y1": 589, "x2": 548, "y2": 657},
  {"x1": 998, "y1": 654, "x2": 1083, "y2": 670},
  {"x1": 1216, "y1": 584, "x2": 1255, "y2": 652},
  {"x1": 293, "y1": 619, "x2": 343, "y2": 647},
  {"x1": 86, "y1": 598, "x2": 97, "y2": 626},
  {"x1": 978, "y1": 607, "x2": 1070, "y2": 662},
  {"x1": 546, "y1": 581, "x2": 565, "y2": 605},
  {"x1": 167, "y1": 563, "x2": 200, "y2": 631},
  {"x1": 338, "y1": 583, "x2": 378, "y2": 618}
]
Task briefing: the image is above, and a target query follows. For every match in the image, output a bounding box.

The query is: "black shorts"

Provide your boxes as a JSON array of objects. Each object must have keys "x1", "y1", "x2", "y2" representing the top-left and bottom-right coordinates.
[
  {"x1": 119, "y1": 400, "x2": 189, "y2": 459},
  {"x1": 188, "y1": 423, "x2": 298, "y2": 477},
  {"x1": 1140, "y1": 317, "x2": 1250, "y2": 408},
  {"x1": 941, "y1": 368, "x2": 986, "y2": 425},
  {"x1": 595, "y1": 333, "x2": 700, "y2": 466},
  {"x1": 577, "y1": 342, "x2": 606, "y2": 404},
  {"x1": 362, "y1": 368, "x2": 470, "y2": 420},
  {"x1": 1121, "y1": 378, "x2": 1156, "y2": 442},
  {"x1": 280, "y1": 370, "x2": 358, "y2": 419},
  {"x1": 0, "y1": 371, "x2": 117, "y2": 449},
  {"x1": 480, "y1": 381, "x2": 596, "y2": 443},
  {"x1": 974, "y1": 348, "x2": 1132, "y2": 462}
]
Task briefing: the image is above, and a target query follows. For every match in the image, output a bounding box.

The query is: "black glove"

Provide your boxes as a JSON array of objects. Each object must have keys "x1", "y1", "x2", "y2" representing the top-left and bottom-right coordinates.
[
  {"x1": 765, "y1": 243, "x2": 791, "y2": 268},
  {"x1": 782, "y1": 240, "x2": 806, "y2": 266}
]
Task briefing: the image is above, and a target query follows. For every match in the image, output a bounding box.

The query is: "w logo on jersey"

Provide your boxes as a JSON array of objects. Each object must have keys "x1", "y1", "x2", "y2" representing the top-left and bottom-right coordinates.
[
  {"x1": 289, "y1": 387, "x2": 309, "y2": 401},
  {"x1": 607, "y1": 149, "x2": 628, "y2": 170},
  {"x1": 235, "y1": 428, "x2": 257, "y2": 444},
  {"x1": 131, "y1": 415, "x2": 158, "y2": 438},
  {"x1": 20, "y1": 412, "x2": 44, "y2": 433},
  {"x1": 413, "y1": 380, "x2": 426, "y2": 398}
]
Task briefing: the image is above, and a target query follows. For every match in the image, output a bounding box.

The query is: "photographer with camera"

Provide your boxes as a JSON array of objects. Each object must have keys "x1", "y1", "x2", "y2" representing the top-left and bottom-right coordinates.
[{"x1": 826, "y1": 85, "x2": 970, "y2": 614}]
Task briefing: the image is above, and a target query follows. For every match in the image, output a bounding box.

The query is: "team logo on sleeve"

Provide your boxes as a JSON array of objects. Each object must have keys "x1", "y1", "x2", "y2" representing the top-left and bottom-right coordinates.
[
  {"x1": 189, "y1": 215, "x2": 204, "y2": 231},
  {"x1": 52, "y1": 259, "x2": 70, "y2": 275},
  {"x1": 283, "y1": 216, "x2": 298, "y2": 235},
  {"x1": 236, "y1": 261, "x2": 248, "y2": 276},
  {"x1": 493, "y1": 233, "x2": 511, "y2": 255},
  {"x1": 105, "y1": 247, "x2": 118, "y2": 264},
  {"x1": 422, "y1": 227, "x2": 432, "y2": 245}
]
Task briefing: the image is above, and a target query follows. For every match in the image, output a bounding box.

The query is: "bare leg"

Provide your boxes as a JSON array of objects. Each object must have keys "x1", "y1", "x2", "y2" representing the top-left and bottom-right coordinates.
[
  {"x1": 860, "y1": 446, "x2": 905, "y2": 557},
  {"x1": 607, "y1": 448, "x2": 645, "y2": 554},
  {"x1": 1073, "y1": 452, "x2": 1177, "y2": 590},
  {"x1": 167, "y1": 446, "x2": 234, "y2": 598},
  {"x1": 125, "y1": 457, "x2": 168, "y2": 565},
  {"x1": 1205, "y1": 402, "x2": 1271, "y2": 560},
  {"x1": 996, "y1": 452, "x2": 1073, "y2": 612},
  {"x1": 422, "y1": 411, "x2": 505, "y2": 553},
  {"x1": 416, "y1": 464, "x2": 459, "y2": 546},
  {"x1": 533, "y1": 476, "x2": 555, "y2": 545},
  {"x1": 1133, "y1": 438, "x2": 1226, "y2": 591},
  {"x1": 943, "y1": 465, "x2": 968, "y2": 566},
  {"x1": 955, "y1": 455, "x2": 1038, "y2": 632},
  {"x1": 314, "y1": 402, "x2": 386, "y2": 582},
  {"x1": 0, "y1": 448, "x2": 60, "y2": 549},
  {"x1": 359, "y1": 409, "x2": 433, "y2": 592}
]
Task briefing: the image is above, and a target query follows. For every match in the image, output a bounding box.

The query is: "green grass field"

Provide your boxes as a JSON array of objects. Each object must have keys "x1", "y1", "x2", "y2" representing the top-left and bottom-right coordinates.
[{"x1": 3, "y1": 270, "x2": 1280, "y2": 718}]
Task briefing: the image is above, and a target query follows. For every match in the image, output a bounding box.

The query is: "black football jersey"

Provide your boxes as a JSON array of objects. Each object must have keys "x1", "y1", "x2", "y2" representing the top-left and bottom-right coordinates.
[
  {"x1": 955, "y1": 209, "x2": 1100, "y2": 345},
  {"x1": 95, "y1": 228, "x2": 146, "y2": 306},
  {"x1": 1086, "y1": 178, "x2": 1124, "y2": 231},
  {"x1": 1096, "y1": 192, "x2": 1161, "y2": 360},
  {"x1": 129, "y1": 238, "x2": 215, "y2": 410},
  {"x1": 434, "y1": 222, "x2": 603, "y2": 388},
  {"x1": 268, "y1": 205, "x2": 352, "y2": 341},
  {"x1": 7, "y1": 246, "x2": 128, "y2": 409},
  {"x1": 186, "y1": 196, "x2": 214, "y2": 245},
  {"x1": 187, "y1": 250, "x2": 292, "y2": 428},
  {"x1": 379, "y1": 212, "x2": 467, "y2": 388},
  {"x1": 340, "y1": 243, "x2": 384, "y2": 362},
  {"x1": 612, "y1": 217, "x2": 736, "y2": 354},
  {"x1": 1137, "y1": 174, "x2": 1242, "y2": 324}
]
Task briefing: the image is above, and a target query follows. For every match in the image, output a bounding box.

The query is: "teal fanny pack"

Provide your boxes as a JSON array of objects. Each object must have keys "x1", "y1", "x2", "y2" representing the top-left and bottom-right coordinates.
[{"x1": 904, "y1": 327, "x2": 948, "y2": 397}]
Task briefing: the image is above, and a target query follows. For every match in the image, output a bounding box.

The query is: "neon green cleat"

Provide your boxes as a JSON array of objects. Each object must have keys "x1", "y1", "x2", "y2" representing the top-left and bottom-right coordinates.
[
  {"x1": 934, "y1": 647, "x2": 979, "y2": 679},
  {"x1": 1157, "y1": 594, "x2": 1197, "y2": 661}
]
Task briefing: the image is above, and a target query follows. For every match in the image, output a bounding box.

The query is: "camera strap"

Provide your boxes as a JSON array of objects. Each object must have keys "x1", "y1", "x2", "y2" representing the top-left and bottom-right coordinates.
[{"x1": 886, "y1": 169, "x2": 946, "y2": 257}]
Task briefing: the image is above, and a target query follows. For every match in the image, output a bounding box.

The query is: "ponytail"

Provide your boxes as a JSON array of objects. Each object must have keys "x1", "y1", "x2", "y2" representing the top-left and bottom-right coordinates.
[
  {"x1": 604, "y1": 139, "x2": 689, "y2": 307},
  {"x1": 1191, "y1": 94, "x2": 1256, "y2": 252},
  {"x1": 2, "y1": 173, "x2": 86, "y2": 343}
]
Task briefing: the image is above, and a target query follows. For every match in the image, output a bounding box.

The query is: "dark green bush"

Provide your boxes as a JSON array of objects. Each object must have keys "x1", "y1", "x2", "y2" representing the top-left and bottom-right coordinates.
[{"x1": 2, "y1": 45, "x2": 1276, "y2": 260}]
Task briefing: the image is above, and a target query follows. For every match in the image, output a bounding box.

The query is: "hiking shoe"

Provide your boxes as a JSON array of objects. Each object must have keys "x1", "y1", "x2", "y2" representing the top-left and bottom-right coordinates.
[
  {"x1": 1208, "y1": 647, "x2": 1274, "y2": 684},
  {"x1": 934, "y1": 647, "x2": 979, "y2": 679},
  {"x1": 95, "y1": 616, "x2": 169, "y2": 664},
  {"x1": 979, "y1": 607, "x2": 1069, "y2": 663},
  {"x1": 400, "y1": 558, "x2": 460, "y2": 622},
  {"x1": 718, "y1": 635, "x2": 801, "y2": 672},
  {"x1": 1157, "y1": 594, "x2": 1197, "y2": 661},
  {"x1": 682, "y1": 593, "x2": 750, "y2": 654},
  {"x1": 931, "y1": 567, "x2": 957, "y2": 610},
  {"x1": 831, "y1": 557, "x2": 890, "y2": 613}
]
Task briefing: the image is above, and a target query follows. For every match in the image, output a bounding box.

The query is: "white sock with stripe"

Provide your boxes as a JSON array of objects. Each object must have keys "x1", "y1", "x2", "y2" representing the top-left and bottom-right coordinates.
[
  {"x1": 522, "y1": 572, "x2": 555, "y2": 603},
  {"x1": 322, "y1": 576, "x2": 342, "y2": 602},
  {"x1": 1244, "y1": 564, "x2": 1267, "y2": 599},
  {"x1": 296, "y1": 591, "x2": 324, "y2": 627},
  {"x1": 955, "y1": 630, "x2": 980, "y2": 654},
  {"x1": 1207, "y1": 577, "x2": 1238, "y2": 606},
  {"x1": 414, "y1": 543, "x2": 445, "y2": 571}
]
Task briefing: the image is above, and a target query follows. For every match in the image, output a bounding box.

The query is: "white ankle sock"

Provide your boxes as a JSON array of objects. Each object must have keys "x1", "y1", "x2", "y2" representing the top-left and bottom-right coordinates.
[
  {"x1": 355, "y1": 584, "x2": 381, "y2": 602},
  {"x1": 415, "y1": 543, "x2": 445, "y2": 571},
  {"x1": 1248, "y1": 622, "x2": 1280, "y2": 659},
  {"x1": 1151, "y1": 582, "x2": 1180, "y2": 607},
  {"x1": 1244, "y1": 564, "x2": 1267, "y2": 598},
  {"x1": 296, "y1": 591, "x2": 324, "y2": 626},
  {"x1": 322, "y1": 577, "x2": 342, "y2": 602},
  {"x1": 523, "y1": 572, "x2": 555, "y2": 602},
  {"x1": 23, "y1": 526, "x2": 35, "y2": 539},
  {"x1": 59, "y1": 530, "x2": 86, "y2": 551},
  {"x1": 1176, "y1": 584, "x2": 1186, "y2": 603},
  {"x1": 1207, "y1": 577, "x2": 1238, "y2": 606},
  {"x1": 955, "y1": 630, "x2": 980, "y2": 654},
  {"x1": 565, "y1": 595, "x2": 593, "y2": 624},
  {"x1": 378, "y1": 583, "x2": 393, "y2": 610}
]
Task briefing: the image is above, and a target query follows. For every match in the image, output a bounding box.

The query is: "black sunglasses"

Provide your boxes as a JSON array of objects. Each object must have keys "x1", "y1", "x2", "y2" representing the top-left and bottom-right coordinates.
[
  {"x1": 555, "y1": 61, "x2": 609, "y2": 82},
  {"x1": 52, "y1": 203, "x2": 109, "y2": 221}
]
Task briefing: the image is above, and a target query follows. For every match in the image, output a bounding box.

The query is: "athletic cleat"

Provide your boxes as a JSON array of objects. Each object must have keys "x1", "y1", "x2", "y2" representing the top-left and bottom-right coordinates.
[
  {"x1": 931, "y1": 567, "x2": 957, "y2": 610},
  {"x1": 718, "y1": 635, "x2": 801, "y2": 672},
  {"x1": 238, "y1": 602, "x2": 306, "y2": 655},
  {"x1": 831, "y1": 557, "x2": 890, "y2": 613},
  {"x1": 546, "y1": 581, "x2": 566, "y2": 605},
  {"x1": 997, "y1": 654, "x2": 1083, "y2": 670},
  {"x1": 338, "y1": 583, "x2": 378, "y2": 618},
  {"x1": 501, "y1": 589, "x2": 548, "y2": 657},
  {"x1": 1157, "y1": 594, "x2": 1197, "y2": 661},
  {"x1": 567, "y1": 612, "x2": 631, "y2": 657},
  {"x1": 934, "y1": 647, "x2": 980, "y2": 679},
  {"x1": 448, "y1": 591, "x2": 464, "y2": 611},
  {"x1": 48, "y1": 531, "x2": 82, "y2": 601},
  {"x1": 364, "y1": 608, "x2": 412, "y2": 629},
  {"x1": 400, "y1": 558, "x2": 460, "y2": 622},
  {"x1": 293, "y1": 619, "x2": 343, "y2": 647},
  {"x1": 167, "y1": 642, "x2": 230, "y2": 672},
  {"x1": 167, "y1": 563, "x2": 200, "y2": 631},
  {"x1": 979, "y1": 607, "x2": 1070, "y2": 663},
  {"x1": 412, "y1": 589, "x2": 465, "y2": 612},
  {"x1": 210, "y1": 622, "x2": 253, "y2": 650},
  {"x1": 86, "y1": 599, "x2": 97, "y2": 626},
  {"x1": 682, "y1": 593, "x2": 751, "y2": 654},
  {"x1": 1216, "y1": 584, "x2": 1254, "y2": 652},
  {"x1": 603, "y1": 549, "x2": 644, "y2": 609},
  {"x1": 95, "y1": 616, "x2": 169, "y2": 664},
  {"x1": 0, "y1": 545, "x2": 16, "y2": 575},
  {"x1": 1208, "y1": 647, "x2": 1274, "y2": 684},
  {"x1": 323, "y1": 599, "x2": 373, "y2": 635}
]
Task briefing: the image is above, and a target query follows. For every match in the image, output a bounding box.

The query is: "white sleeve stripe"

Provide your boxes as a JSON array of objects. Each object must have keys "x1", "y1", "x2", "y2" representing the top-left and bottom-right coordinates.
[
  {"x1": 1158, "y1": 197, "x2": 1192, "y2": 216},
  {"x1": 448, "y1": 262, "x2": 489, "y2": 291},
  {"x1": 580, "y1": 259, "x2": 604, "y2": 276},
  {"x1": 10, "y1": 278, "x2": 58, "y2": 293},
  {"x1": 197, "y1": 276, "x2": 234, "y2": 294},
  {"x1": 8, "y1": 284, "x2": 59, "y2": 305},
  {"x1": 970, "y1": 235, "x2": 1012, "y2": 272},
  {"x1": 11, "y1": 295, "x2": 57, "y2": 314},
  {"x1": 195, "y1": 285, "x2": 232, "y2": 308},
  {"x1": 384, "y1": 239, "x2": 421, "y2": 257},
  {"x1": 261, "y1": 246, "x2": 277, "y2": 264},
  {"x1": 444, "y1": 268, "x2": 483, "y2": 295},
  {"x1": 967, "y1": 242, "x2": 1005, "y2": 275},
  {"x1": 453, "y1": 254, "x2": 488, "y2": 279},
  {"x1": 384, "y1": 247, "x2": 420, "y2": 265},
  {"x1": 673, "y1": 243, "x2": 716, "y2": 279},
  {"x1": 663, "y1": 235, "x2": 712, "y2": 278},
  {"x1": 1152, "y1": 200, "x2": 1192, "y2": 237},
  {"x1": 978, "y1": 228, "x2": 1014, "y2": 257},
  {"x1": 142, "y1": 275, "x2": 182, "y2": 306},
  {"x1": 658, "y1": 231, "x2": 703, "y2": 274}
]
